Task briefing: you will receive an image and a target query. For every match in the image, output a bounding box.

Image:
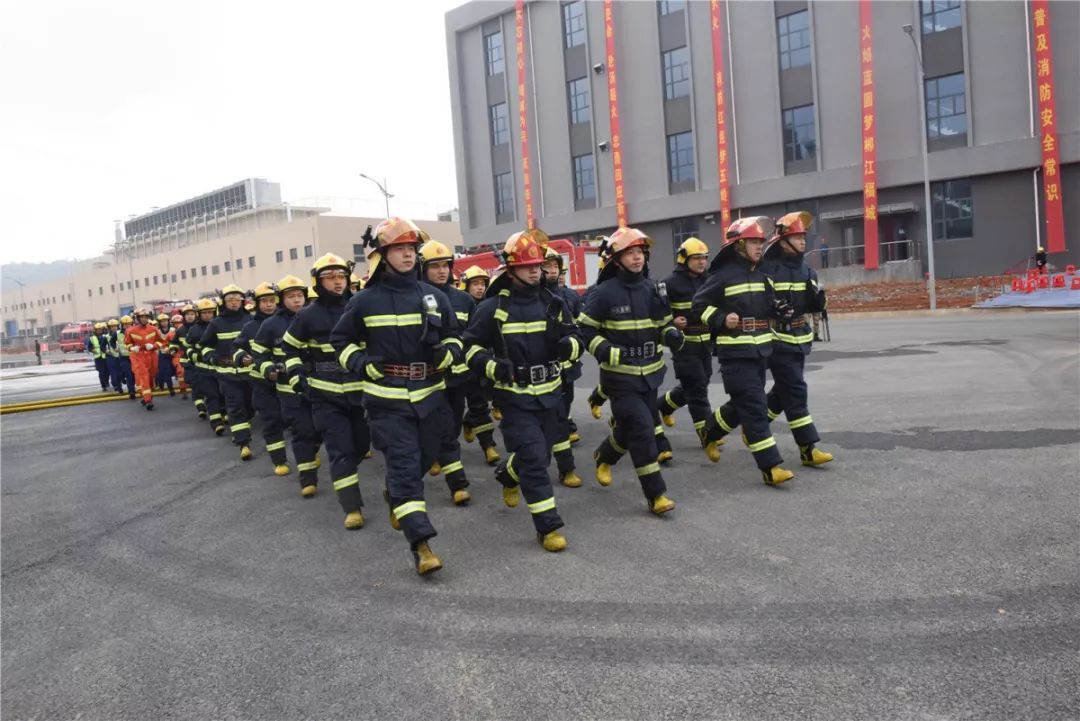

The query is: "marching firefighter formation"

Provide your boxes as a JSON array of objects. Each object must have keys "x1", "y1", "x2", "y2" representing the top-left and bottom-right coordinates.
[{"x1": 86, "y1": 212, "x2": 833, "y2": 576}]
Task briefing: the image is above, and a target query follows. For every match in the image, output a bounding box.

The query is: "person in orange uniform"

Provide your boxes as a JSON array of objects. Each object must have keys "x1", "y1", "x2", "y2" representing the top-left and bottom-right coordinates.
[{"x1": 125, "y1": 307, "x2": 165, "y2": 410}]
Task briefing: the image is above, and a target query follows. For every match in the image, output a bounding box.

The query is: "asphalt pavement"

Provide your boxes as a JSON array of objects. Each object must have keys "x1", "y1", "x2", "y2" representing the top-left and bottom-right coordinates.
[{"x1": 2, "y1": 311, "x2": 1078, "y2": 721}]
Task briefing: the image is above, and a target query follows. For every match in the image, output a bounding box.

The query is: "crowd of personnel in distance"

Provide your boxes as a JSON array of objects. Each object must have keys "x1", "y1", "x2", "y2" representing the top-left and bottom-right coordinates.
[{"x1": 82, "y1": 211, "x2": 832, "y2": 577}]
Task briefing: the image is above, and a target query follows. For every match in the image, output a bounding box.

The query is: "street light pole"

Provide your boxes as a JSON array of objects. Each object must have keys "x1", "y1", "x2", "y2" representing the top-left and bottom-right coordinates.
[
  {"x1": 903, "y1": 23, "x2": 938, "y2": 311},
  {"x1": 359, "y1": 173, "x2": 394, "y2": 218},
  {"x1": 5, "y1": 276, "x2": 29, "y2": 350}
]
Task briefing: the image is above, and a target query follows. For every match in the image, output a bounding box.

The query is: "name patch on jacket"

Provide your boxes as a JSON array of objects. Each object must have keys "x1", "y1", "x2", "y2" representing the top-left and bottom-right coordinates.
[{"x1": 610, "y1": 305, "x2": 631, "y2": 316}]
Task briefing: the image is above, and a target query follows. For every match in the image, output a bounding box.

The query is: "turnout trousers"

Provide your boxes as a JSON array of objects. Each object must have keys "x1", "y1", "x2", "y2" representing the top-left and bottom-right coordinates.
[
  {"x1": 117, "y1": 356, "x2": 135, "y2": 396},
  {"x1": 251, "y1": 383, "x2": 288, "y2": 466},
  {"x1": 659, "y1": 348, "x2": 714, "y2": 439},
  {"x1": 131, "y1": 353, "x2": 155, "y2": 404},
  {"x1": 280, "y1": 392, "x2": 321, "y2": 489},
  {"x1": 94, "y1": 358, "x2": 110, "y2": 391},
  {"x1": 766, "y1": 352, "x2": 820, "y2": 447},
  {"x1": 155, "y1": 353, "x2": 174, "y2": 391},
  {"x1": 218, "y1": 375, "x2": 253, "y2": 446},
  {"x1": 369, "y1": 397, "x2": 451, "y2": 548},
  {"x1": 703, "y1": 357, "x2": 783, "y2": 470},
  {"x1": 311, "y1": 396, "x2": 368, "y2": 515},
  {"x1": 593, "y1": 388, "x2": 667, "y2": 502},
  {"x1": 494, "y1": 405, "x2": 564, "y2": 535},
  {"x1": 463, "y1": 384, "x2": 498, "y2": 452},
  {"x1": 436, "y1": 385, "x2": 469, "y2": 492},
  {"x1": 195, "y1": 369, "x2": 224, "y2": 427}
]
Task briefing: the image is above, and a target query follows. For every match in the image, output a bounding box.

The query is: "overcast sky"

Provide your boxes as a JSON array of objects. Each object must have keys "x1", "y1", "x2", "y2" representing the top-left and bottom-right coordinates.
[{"x1": 0, "y1": 0, "x2": 463, "y2": 264}]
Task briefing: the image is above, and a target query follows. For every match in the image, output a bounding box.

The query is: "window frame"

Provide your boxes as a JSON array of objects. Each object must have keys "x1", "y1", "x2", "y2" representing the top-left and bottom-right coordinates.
[
  {"x1": 494, "y1": 172, "x2": 515, "y2": 218},
  {"x1": 777, "y1": 10, "x2": 811, "y2": 71},
  {"x1": 489, "y1": 102, "x2": 510, "y2": 145},
  {"x1": 662, "y1": 46, "x2": 691, "y2": 101},
  {"x1": 567, "y1": 77, "x2": 591, "y2": 125},
  {"x1": 930, "y1": 178, "x2": 973, "y2": 241},
  {"x1": 782, "y1": 104, "x2": 817, "y2": 163},
  {"x1": 666, "y1": 131, "x2": 696, "y2": 186},
  {"x1": 572, "y1": 153, "x2": 596, "y2": 202},
  {"x1": 484, "y1": 30, "x2": 505, "y2": 76},
  {"x1": 921, "y1": 0, "x2": 961, "y2": 34},
  {"x1": 925, "y1": 72, "x2": 967, "y2": 139},
  {"x1": 562, "y1": 1, "x2": 586, "y2": 49}
]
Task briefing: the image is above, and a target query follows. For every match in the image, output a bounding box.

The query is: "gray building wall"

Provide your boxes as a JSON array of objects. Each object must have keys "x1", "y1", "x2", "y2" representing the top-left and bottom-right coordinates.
[{"x1": 446, "y1": 0, "x2": 1080, "y2": 276}]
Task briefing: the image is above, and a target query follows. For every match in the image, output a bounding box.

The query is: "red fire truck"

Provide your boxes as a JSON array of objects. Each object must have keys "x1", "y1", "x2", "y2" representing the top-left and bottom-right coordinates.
[
  {"x1": 455, "y1": 238, "x2": 600, "y2": 294},
  {"x1": 58, "y1": 321, "x2": 94, "y2": 353}
]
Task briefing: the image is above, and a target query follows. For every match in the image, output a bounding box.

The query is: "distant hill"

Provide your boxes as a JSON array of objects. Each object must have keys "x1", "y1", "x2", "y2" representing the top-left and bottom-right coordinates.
[{"x1": 0, "y1": 260, "x2": 78, "y2": 287}]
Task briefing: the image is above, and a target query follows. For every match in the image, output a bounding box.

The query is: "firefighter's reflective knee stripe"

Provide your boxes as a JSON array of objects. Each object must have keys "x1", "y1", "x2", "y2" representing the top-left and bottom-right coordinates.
[
  {"x1": 635, "y1": 462, "x2": 661, "y2": 477},
  {"x1": 747, "y1": 436, "x2": 777, "y2": 453},
  {"x1": 607, "y1": 434, "x2": 626, "y2": 455},
  {"x1": 505, "y1": 453, "x2": 519, "y2": 482},
  {"x1": 654, "y1": 425, "x2": 664, "y2": 436},
  {"x1": 663, "y1": 390, "x2": 678, "y2": 411},
  {"x1": 442, "y1": 460, "x2": 464, "y2": 475},
  {"x1": 767, "y1": 407, "x2": 781, "y2": 420},
  {"x1": 209, "y1": 413, "x2": 223, "y2": 422},
  {"x1": 333, "y1": 473, "x2": 359, "y2": 491},
  {"x1": 528, "y1": 496, "x2": 556, "y2": 514},
  {"x1": 714, "y1": 409, "x2": 734, "y2": 433},
  {"x1": 788, "y1": 414, "x2": 813, "y2": 429},
  {"x1": 694, "y1": 420, "x2": 706, "y2": 431},
  {"x1": 231, "y1": 422, "x2": 252, "y2": 432},
  {"x1": 552, "y1": 438, "x2": 571, "y2": 453},
  {"x1": 297, "y1": 460, "x2": 319, "y2": 472},
  {"x1": 266, "y1": 440, "x2": 287, "y2": 451},
  {"x1": 474, "y1": 422, "x2": 495, "y2": 434},
  {"x1": 393, "y1": 500, "x2": 427, "y2": 519}
]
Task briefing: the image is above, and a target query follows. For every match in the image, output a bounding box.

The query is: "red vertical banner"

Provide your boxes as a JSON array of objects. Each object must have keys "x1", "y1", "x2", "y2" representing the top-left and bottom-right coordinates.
[
  {"x1": 859, "y1": 0, "x2": 878, "y2": 270},
  {"x1": 710, "y1": 0, "x2": 731, "y2": 227},
  {"x1": 1031, "y1": 0, "x2": 1066, "y2": 253},
  {"x1": 515, "y1": 0, "x2": 535, "y2": 230},
  {"x1": 604, "y1": 0, "x2": 627, "y2": 227}
]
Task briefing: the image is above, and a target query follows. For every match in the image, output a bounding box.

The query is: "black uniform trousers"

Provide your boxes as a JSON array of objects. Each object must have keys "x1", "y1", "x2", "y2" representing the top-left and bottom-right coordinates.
[
  {"x1": 369, "y1": 397, "x2": 449, "y2": 547},
  {"x1": 703, "y1": 357, "x2": 783, "y2": 470},
  {"x1": 251, "y1": 383, "x2": 288, "y2": 465},
  {"x1": 94, "y1": 358, "x2": 109, "y2": 390},
  {"x1": 766, "y1": 352, "x2": 820, "y2": 447},
  {"x1": 463, "y1": 385, "x2": 498, "y2": 451},
  {"x1": 594, "y1": 389, "x2": 667, "y2": 501},
  {"x1": 660, "y1": 347, "x2": 714, "y2": 438},
  {"x1": 495, "y1": 405, "x2": 564, "y2": 535},
  {"x1": 186, "y1": 365, "x2": 207, "y2": 414},
  {"x1": 194, "y1": 369, "x2": 224, "y2": 429},
  {"x1": 280, "y1": 392, "x2": 320, "y2": 488},
  {"x1": 218, "y1": 375, "x2": 253, "y2": 446},
  {"x1": 437, "y1": 385, "x2": 469, "y2": 491},
  {"x1": 561, "y1": 377, "x2": 578, "y2": 434},
  {"x1": 311, "y1": 395, "x2": 368, "y2": 514}
]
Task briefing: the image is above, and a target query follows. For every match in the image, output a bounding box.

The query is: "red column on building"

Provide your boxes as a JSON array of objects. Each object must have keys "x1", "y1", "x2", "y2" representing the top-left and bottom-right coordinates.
[
  {"x1": 859, "y1": 0, "x2": 879, "y2": 270},
  {"x1": 1031, "y1": 0, "x2": 1066, "y2": 253},
  {"x1": 515, "y1": 0, "x2": 535, "y2": 230},
  {"x1": 604, "y1": 0, "x2": 627, "y2": 227},
  {"x1": 710, "y1": 0, "x2": 732, "y2": 228}
]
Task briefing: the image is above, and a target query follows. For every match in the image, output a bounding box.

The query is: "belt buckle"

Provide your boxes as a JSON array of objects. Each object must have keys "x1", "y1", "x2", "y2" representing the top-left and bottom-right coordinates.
[
  {"x1": 547, "y1": 361, "x2": 561, "y2": 379},
  {"x1": 741, "y1": 316, "x2": 756, "y2": 331},
  {"x1": 529, "y1": 364, "x2": 546, "y2": 384},
  {"x1": 408, "y1": 362, "x2": 427, "y2": 380},
  {"x1": 642, "y1": 341, "x2": 656, "y2": 358}
]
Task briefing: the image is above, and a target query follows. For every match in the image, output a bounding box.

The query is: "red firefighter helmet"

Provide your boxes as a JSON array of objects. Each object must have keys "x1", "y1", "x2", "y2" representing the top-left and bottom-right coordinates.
[
  {"x1": 501, "y1": 231, "x2": 546, "y2": 267},
  {"x1": 713, "y1": 216, "x2": 772, "y2": 268},
  {"x1": 765, "y1": 211, "x2": 814, "y2": 259},
  {"x1": 374, "y1": 217, "x2": 422, "y2": 249}
]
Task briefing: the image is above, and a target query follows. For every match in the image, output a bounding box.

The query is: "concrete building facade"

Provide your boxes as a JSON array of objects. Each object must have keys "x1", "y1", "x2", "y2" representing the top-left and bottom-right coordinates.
[
  {"x1": 446, "y1": 0, "x2": 1079, "y2": 280},
  {"x1": 0, "y1": 179, "x2": 461, "y2": 337}
]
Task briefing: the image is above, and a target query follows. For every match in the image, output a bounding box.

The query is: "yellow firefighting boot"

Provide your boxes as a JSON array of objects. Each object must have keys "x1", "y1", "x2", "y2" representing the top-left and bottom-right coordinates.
[
  {"x1": 364, "y1": 450, "x2": 373, "y2": 459},
  {"x1": 413, "y1": 542, "x2": 443, "y2": 576},
  {"x1": 649, "y1": 495, "x2": 676, "y2": 515},
  {"x1": 762, "y1": 466, "x2": 795, "y2": 486},
  {"x1": 344, "y1": 510, "x2": 364, "y2": 529},
  {"x1": 595, "y1": 463, "x2": 613, "y2": 487},
  {"x1": 657, "y1": 450, "x2": 674, "y2": 464},
  {"x1": 590, "y1": 403, "x2": 602, "y2": 420},
  {"x1": 502, "y1": 486, "x2": 520, "y2": 508},
  {"x1": 214, "y1": 425, "x2": 225, "y2": 436},
  {"x1": 539, "y1": 530, "x2": 568, "y2": 553},
  {"x1": 314, "y1": 454, "x2": 321, "y2": 468},
  {"x1": 661, "y1": 413, "x2": 676, "y2": 427},
  {"x1": 568, "y1": 430, "x2": 581, "y2": 443},
  {"x1": 800, "y1": 445, "x2": 834, "y2": 467},
  {"x1": 462, "y1": 425, "x2": 476, "y2": 443},
  {"x1": 301, "y1": 484, "x2": 317, "y2": 498},
  {"x1": 240, "y1": 445, "x2": 253, "y2": 461},
  {"x1": 492, "y1": 407, "x2": 502, "y2": 421},
  {"x1": 452, "y1": 489, "x2": 471, "y2": 506},
  {"x1": 560, "y1": 470, "x2": 583, "y2": 488},
  {"x1": 383, "y1": 490, "x2": 401, "y2": 530},
  {"x1": 274, "y1": 464, "x2": 290, "y2": 476},
  {"x1": 484, "y1": 446, "x2": 501, "y2": 465},
  {"x1": 428, "y1": 462, "x2": 441, "y2": 477}
]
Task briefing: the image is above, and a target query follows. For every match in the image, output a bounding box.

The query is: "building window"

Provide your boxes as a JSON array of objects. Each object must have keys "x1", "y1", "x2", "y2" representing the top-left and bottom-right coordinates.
[
  {"x1": 662, "y1": 46, "x2": 690, "y2": 100},
  {"x1": 98, "y1": 286, "x2": 103, "y2": 295},
  {"x1": 289, "y1": 248, "x2": 298, "y2": 261},
  {"x1": 567, "y1": 78, "x2": 591, "y2": 125},
  {"x1": 667, "y1": 131, "x2": 695, "y2": 185},
  {"x1": 573, "y1": 154, "x2": 596, "y2": 202},
  {"x1": 659, "y1": 0, "x2": 686, "y2": 15},
  {"x1": 563, "y1": 1, "x2": 585, "y2": 48},
  {"x1": 212, "y1": 265, "x2": 220, "y2": 276},
  {"x1": 490, "y1": 102, "x2": 509, "y2": 145},
  {"x1": 190, "y1": 268, "x2": 197, "y2": 278},
  {"x1": 275, "y1": 250, "x2": 284, "y2": 263},
  {"x1": 134, "y1": 280, "x2": 140, "y2": 288},
  {"x1": 144, "y1": 277, "x2": 150, "y2": 287},
  {"x1": 931, "y1": 178, "x2": 972, "y2": 240},
  {"x1": 672, "y1": 216, "x2": 700, "y2": 251},
  {"x1": 926, "y1": 72, "x2": 966, "y2": 138},
  {"x1": 236, "y1": 258, "x2": 243, "y2": 270},
  {"x1": 484, "y1": 30, "x2": 504, "y2": 76},
  {"x1": 181, "y1": 270, "x2": 187, "y2": 280},
  {"x1": 224, "y1": 261, "x2": 231, "y2": 272},
  {"x1": 153, "y1": 276, "x2": 158, "y2": 285},
  {"x1": 353, "y1": 243, "x2": 365, "y2": 261},
  {"x1": 304, "y1": 245, "x2": 314, "y2": 258},
  {"x1": 494, "y1": 172, "x2": 515, "y2": 218},
  {"x1": 921, "y1": 0, "x2": 961, "y2": 34},
  {"x1": 248, "y1": 256, "x2": 256, "y2": 268},
  {"x1": 111, "y1": 284, "x2": 116, "y2": 292},
  {"x1": 778, "y1": 10, "x2": 811, "y2": 70},
  {"x1": 201, "y1": 266, "x2": 207, "y2": 276},
  {"x1": 782, "y1": 104, "x2": 817, "y2": 162},
  {"x1": 87, "y1": 289, "x2": 93, "y2": 297},
  {"x1": 171, "y1": 274, "x2": 177, "y2": 283}
]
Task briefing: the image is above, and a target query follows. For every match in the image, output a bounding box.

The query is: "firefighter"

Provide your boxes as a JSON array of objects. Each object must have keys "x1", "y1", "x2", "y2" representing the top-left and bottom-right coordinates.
[
  {"x1": 198, "y1": 286, "x2": 255, "y2": 458},
  {"x1": 87, "y1": 322, "x2": 110, "y2": 391},
  {"x1": 762, "y1": 212, "x2": 833, "y2": 468},
  {"x1": 124, "y1": 308, "x2": 164, "y2": 409},
  {"x1": 458, "y1": 265, "x2": 500, "y2": 465},
  {"x1": 330, "y1": 217, "x2": 460, "y2": 575},
  {"x1": 154, "y1": 313, "x2": 176, "y2": 396},
  {"x1": 693, "y1": 216, "x2": 796, "y2": 486},
  {"x1": 252, "y1": 275, "x2": 323, "y2": 496},
  {"x1": 115, "y1": 315, "x2": 137, "y2": 399},
  {"x1": 580, "y1": 227, "x2": 681, "y2": 515},
  {"x1": 104, "y1": 319, "x2": 126, "y2": 394},
  {"x1": 656, "y1": 237, "x2": 716, "y2": 456},
  {"x1": 350, "y1": 272, "x2": 362, "y2": 293},
  {"x1": 168, "y1": 314, "x2": 189, "y2": 399},
  {"x1": 234, "y1": 282, "x2": 291, "y2": 476},
  {"x1": 175, "y1": 305, "x2": 205, "y2": 416},
  {"x1": 1035, "y1": 246, "x2": 1048, "y2": 274},
  {"x1": 462, "y1": 230, "x2": 581, "y2": 549},
  {"x1": 284, "y1": 254, "x2": 369, "y2": 530},
  {"x1": 539, "y1": 247, "x2": 583, "y2": 486},
  {"x1": 419, "y1": 237, "x2": 474, "y2": 504},
  {"x1": 187, "y1": 299, "x2": 226, "y2": 431}
]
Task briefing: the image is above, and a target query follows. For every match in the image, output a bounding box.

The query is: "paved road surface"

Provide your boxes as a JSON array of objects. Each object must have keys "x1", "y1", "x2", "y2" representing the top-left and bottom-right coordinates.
[{"x1": 2, "y1": 312, "x2": 1078, "y2": 721}]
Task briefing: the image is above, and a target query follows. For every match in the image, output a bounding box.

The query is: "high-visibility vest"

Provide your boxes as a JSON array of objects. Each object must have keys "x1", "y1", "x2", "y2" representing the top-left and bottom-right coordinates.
[{"x1": 88, "y1": 334, "x2": 106, "y2": 359}]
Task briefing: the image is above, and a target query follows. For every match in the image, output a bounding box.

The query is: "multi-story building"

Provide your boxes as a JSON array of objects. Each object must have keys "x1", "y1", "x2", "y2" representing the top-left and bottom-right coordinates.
[
  {"x1": 0, "y1": 179, "x2": 461, "y2": 338},
  {"x1": 446, "y1": 0, "x2": 1079, "y2": 279}
]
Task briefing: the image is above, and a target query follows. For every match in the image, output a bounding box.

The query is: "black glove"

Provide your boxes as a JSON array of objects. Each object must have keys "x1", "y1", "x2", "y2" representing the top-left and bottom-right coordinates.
[
  {"x1": 434, "y1": 344, "x2": 461, "y2": 371},
  {"x1": 486, "y1": 358, "x2": 514, "y2": 384},
  {"x1": 663, "y1": 328, "x2": 685, "y2": 351},
  {"x1": 295, "y1": 375, "x2": 310, "y2": 400},
  {"x1": 773, "y1": 298, "x2": 795, "y2": 320},
  {"x1": 557, "y1": 336, "x2": 578, "y2": 363},
  {"x1": 815, "y1": 289, "x2": 827, "y2": 312}
]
